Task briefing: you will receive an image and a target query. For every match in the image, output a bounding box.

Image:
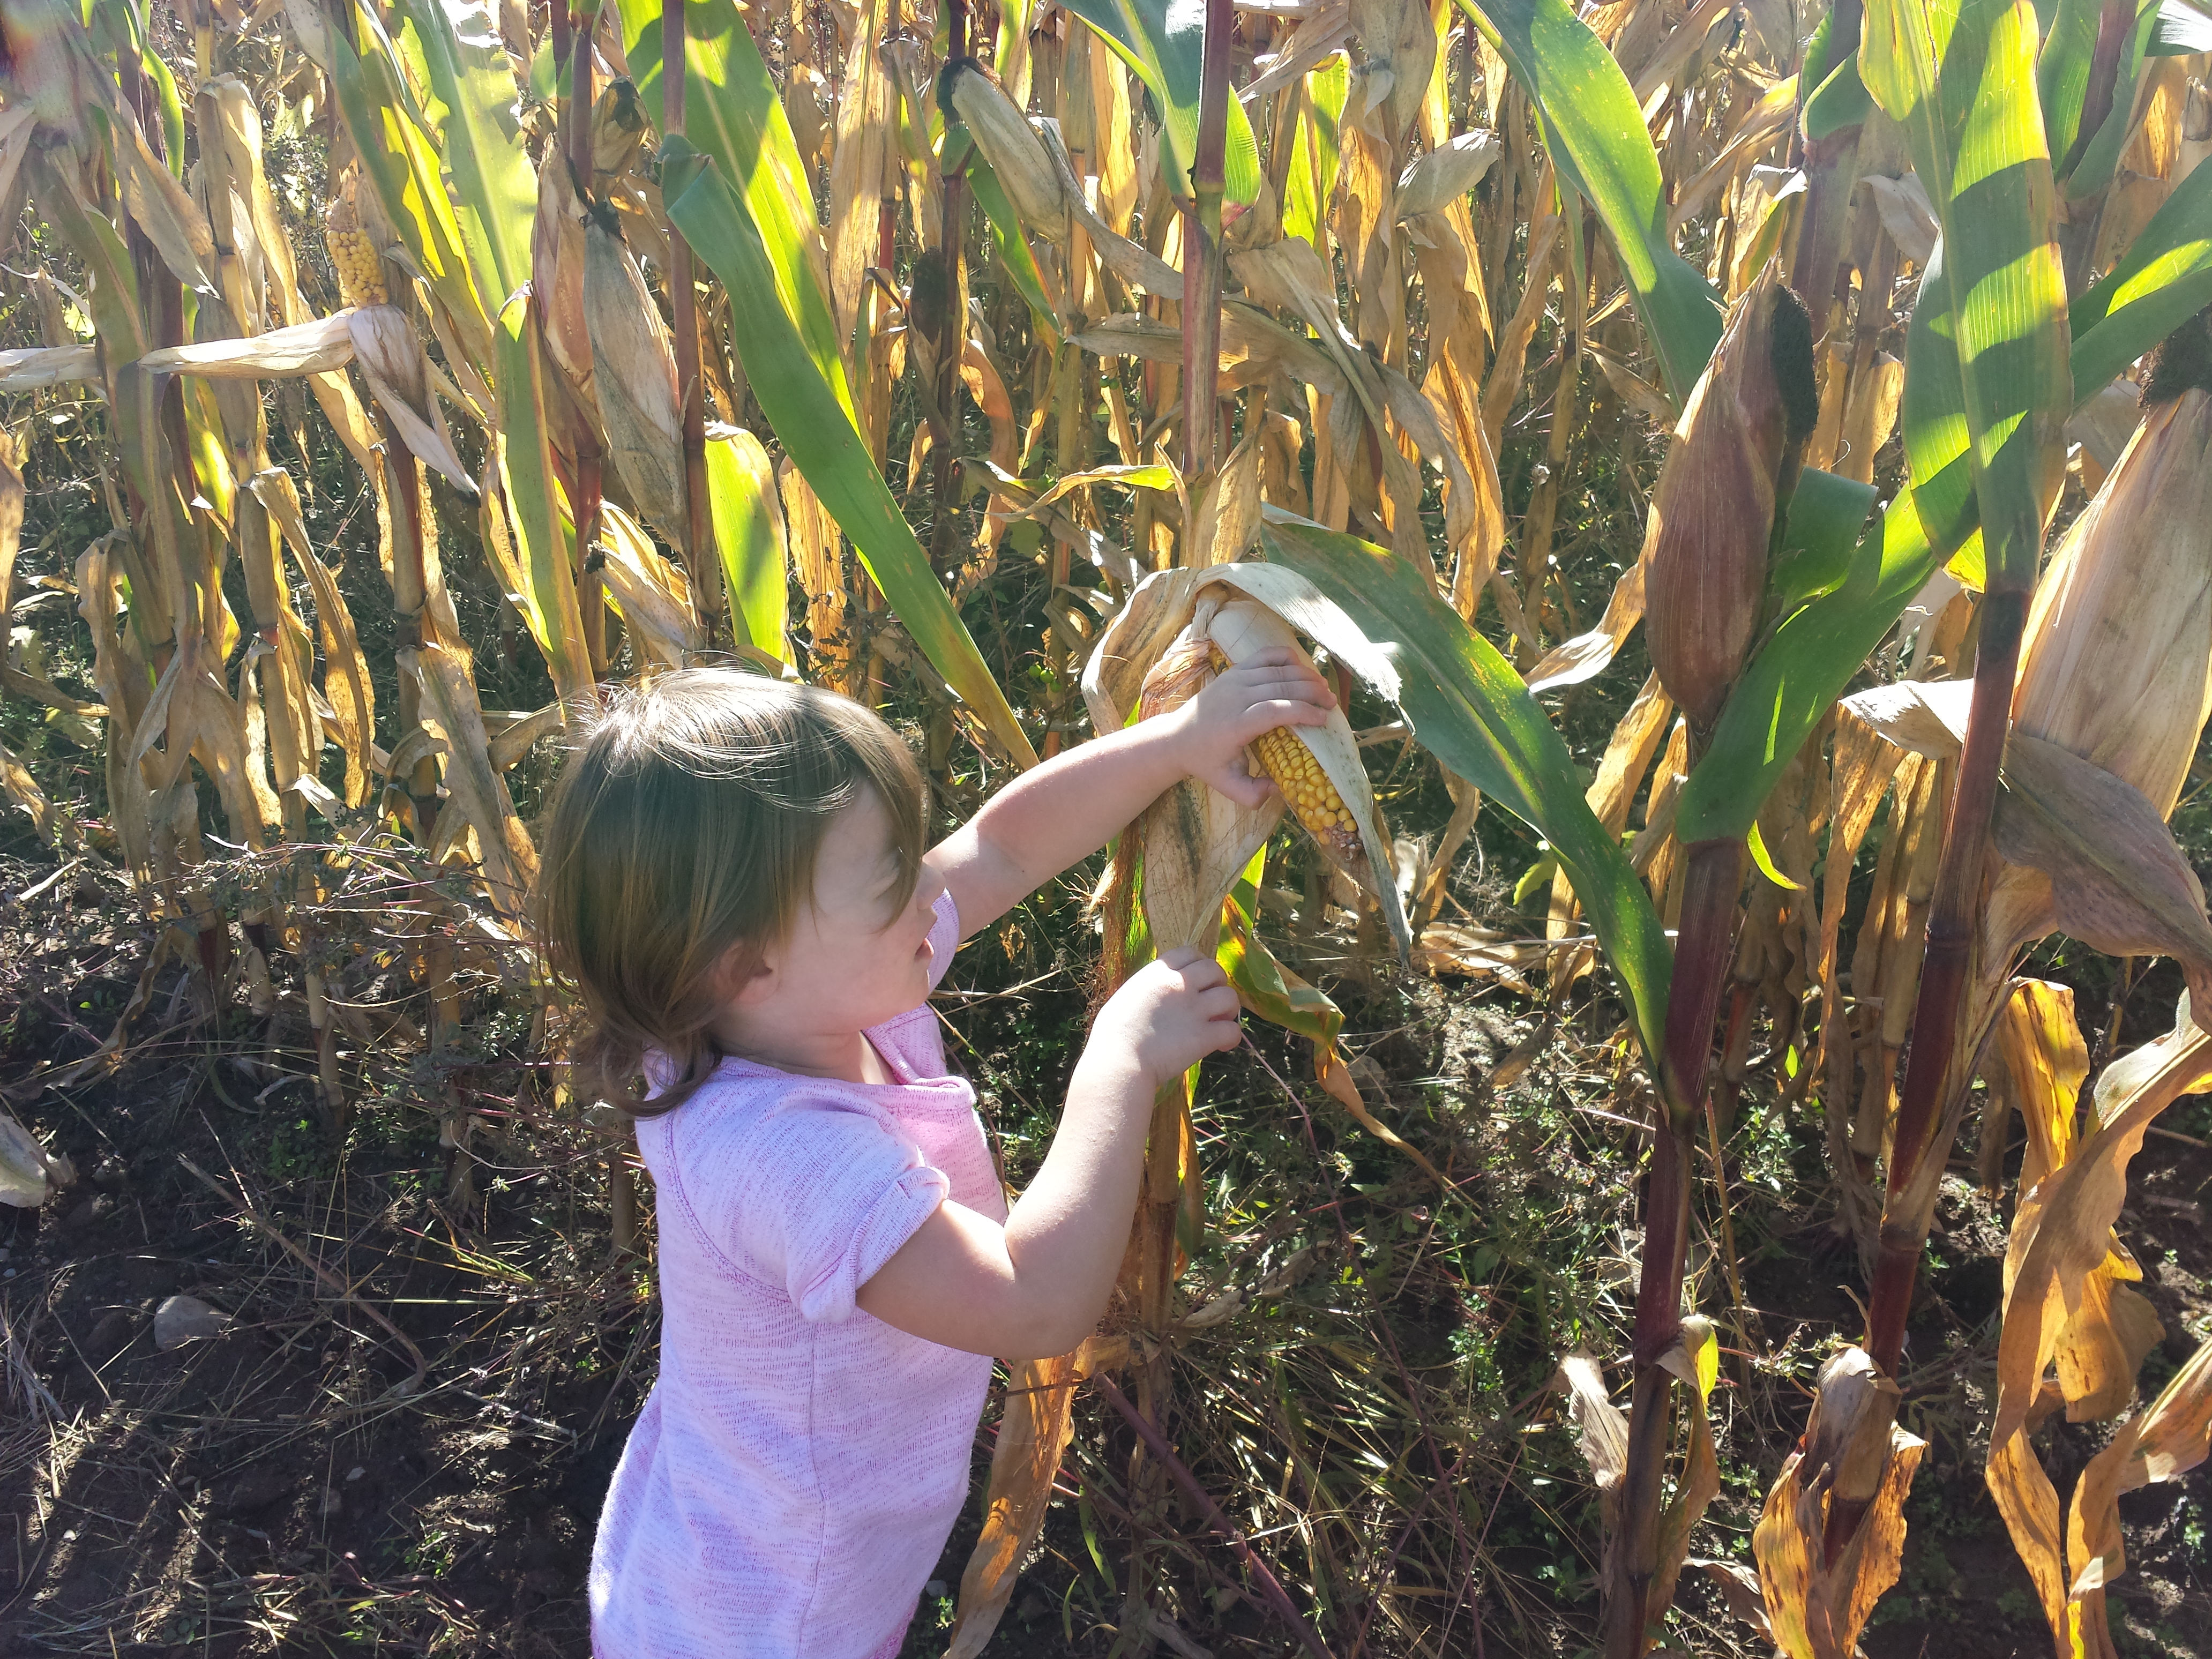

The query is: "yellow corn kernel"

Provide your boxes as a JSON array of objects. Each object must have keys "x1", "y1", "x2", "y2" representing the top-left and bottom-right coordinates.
[
  {"x1": 326, "y1": 223, "x2": 386, "y2": 308},
  {"x1": 1251, "y1": 726, "x2": 1361, "y2": 864}
]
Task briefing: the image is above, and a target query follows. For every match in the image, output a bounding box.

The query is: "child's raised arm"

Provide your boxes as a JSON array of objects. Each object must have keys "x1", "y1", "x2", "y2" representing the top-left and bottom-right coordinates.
[
  {"x1": 926, "y1": 647, "x2": 1337, "y2": 938},
  {"x1": 854, "y1": 947, "x2": 1239, "y2": 1358}
]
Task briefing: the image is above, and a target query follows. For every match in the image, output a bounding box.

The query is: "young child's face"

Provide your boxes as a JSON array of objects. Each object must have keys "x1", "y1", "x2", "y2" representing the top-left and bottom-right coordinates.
[{"x1": 759, "y1": 784, "x2": 941, "y2": 1034}]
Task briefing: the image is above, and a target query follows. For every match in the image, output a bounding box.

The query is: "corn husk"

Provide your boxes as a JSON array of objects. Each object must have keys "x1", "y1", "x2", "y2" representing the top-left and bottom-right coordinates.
[
  {"x1": 2013, "y1": 384, "x2": 2212, "y2": 820},
  {"x1": 1641, "y1": 259, "x2": 1817, "y2": 730}
]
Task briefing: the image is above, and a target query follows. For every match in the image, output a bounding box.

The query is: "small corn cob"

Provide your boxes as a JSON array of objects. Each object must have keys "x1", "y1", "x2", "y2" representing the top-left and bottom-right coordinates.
[{"x1": 325, "y1": 173, "x2": 386, "y2": 308}]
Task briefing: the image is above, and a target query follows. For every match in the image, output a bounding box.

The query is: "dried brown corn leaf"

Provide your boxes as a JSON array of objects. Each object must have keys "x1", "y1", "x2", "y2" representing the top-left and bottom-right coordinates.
[
  {"x1": 1992, "y1": 731, "x2": 2212, "y2": 1026},
  {"x1": 581, "y1": 216, "x2": 686, "y2": 542},
  {"x1": 946, "y1": 1336, "x2": 1129, "y2": 1658},
  {"x1": 2013, "y1": 385, "x2": 2212, "y2": 821}
]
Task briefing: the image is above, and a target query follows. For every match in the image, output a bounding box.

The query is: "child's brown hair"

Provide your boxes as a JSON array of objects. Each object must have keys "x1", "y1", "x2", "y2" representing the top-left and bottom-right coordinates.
[{"x1": 535, "y1": 669, "x2": 925, "y2": 1114}]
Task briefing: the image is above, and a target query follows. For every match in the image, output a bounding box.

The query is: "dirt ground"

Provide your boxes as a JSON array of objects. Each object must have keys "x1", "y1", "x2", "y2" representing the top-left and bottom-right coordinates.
[{"x1": 0, "y1": 812, "x2": 2207, "y2": 1658}]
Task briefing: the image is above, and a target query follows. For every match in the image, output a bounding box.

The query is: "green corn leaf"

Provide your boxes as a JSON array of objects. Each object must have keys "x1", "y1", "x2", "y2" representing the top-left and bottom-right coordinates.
[
  {"x1": 2062, "y1": 0, "x2": 2162, "y2": 198},
  {"x1": 1281, "y1": 57, "x2": 1348, "y2": 249},
  {"x1": 1897, "y1": 241, "x2": 1984, "y2": 580},
  {"x1": 706, "y1": 427, "x2": 793, "y2": 665},
  {"x1": 1675, "y1": 487, "x2": 1925, "y2": 847},
  {"x1": 1257, "y1": 508, "x2": 1671, "y2": 1068},
  {"x1": 966, "y1": 150, "x2": 1062, "y2": 347},
  {"x1": 396, "y1": 0, "x2": 535, "y2": 312},
  {"x1": 663, "y1": 138, "x2": 1038, "y2": 767},
  {"x1": 1221, "y1": 889, "x2": 1342, "y2": 1046},
  {"x1": 1456, "y1": 0, "x2": 1724, "y2": 408},
  {"x1": 618, "y1": 0, "x2": 855, "y2": 421},
  {"x1": 1802, "y1": 5, "x2": 1873, "y2": 141},
  {"x1": 1057, "y1": 0, "x2": 1261, "y2": 205},
  {"x1": 1862, "y1": 0, "x2": 2070, "y2": 596},
  {"x1": 2037, "y1": 0, "x2": 2108, "y2": 177},
  {"x1": 2068, "y1": 158, "x2": 2212, "y2": 393},
  {"x1": 1768, "y1": 466, "x2": 1881, "y2": 609},
  {"x1": 326, "y1": 13, "x2": 490, "y2": 354},
  {"x1": 492, "y1": 295, "x2": 594, "y2": 713}
]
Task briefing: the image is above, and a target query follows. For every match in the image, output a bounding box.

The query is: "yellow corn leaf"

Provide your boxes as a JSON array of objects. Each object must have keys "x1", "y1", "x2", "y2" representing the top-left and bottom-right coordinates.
[
  {"x1": 2065, "y1": 1335, "x2": 2212, "y2": 1653},
  {"x1": 1558, "y1": 1348, "x2": 1629, "y2": 1504},
  {"x1": 825, "y1": 0, "x2": 894, "y2": 349},
  {"x1": 782, "y1": 459, "x2": 855, "y2": 695},
  {"x1": 1524, "y1": 564, "x2": 1645, "y2": 695},
  {"x1": 2013, "y1": 386, "x2": 2212, "y2": 821},
  {"x1": 347, "y1": 305, "x2": 475, "y2": 491},
  {"x1": 111, "y1": 103, "x2": 216, "y2": 294},
  {"x1": 1991, "y1": 991, "x2": 2212, "y2": 1458},
  {"x1": 250, "y1": 467, "x2": 377, "y2": 809},
  {"x1": 1651, "y1": 1318, "x2": 1723, "y2": 1631},
  {"x1": 0, "y1": 733, "x2": 53, "y2": 845},
  {"x1": 73, "y1": 542, "x2": 151, "y2": 873},
  {"x1": 1992, "y1": 731, "x2": 2212, "y2": 1025},
  {"x1": 0, "y1": 344, "x2": 97, "y2": 389}
]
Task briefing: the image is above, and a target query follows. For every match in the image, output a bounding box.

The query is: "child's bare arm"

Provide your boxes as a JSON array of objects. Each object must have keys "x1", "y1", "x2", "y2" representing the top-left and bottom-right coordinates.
[
  {"x1": 925, "y1": 648, "x2": 1335, "y2": 939},
  {"x1": 854, "y1": 950, "x2": 1239, "y2": 1359}
]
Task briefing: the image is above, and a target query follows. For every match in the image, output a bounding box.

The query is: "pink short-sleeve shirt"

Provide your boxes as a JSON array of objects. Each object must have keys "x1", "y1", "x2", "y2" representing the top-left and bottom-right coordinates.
[{"x1": 589, "y1": 893, "x2": 1001, "y2": 1659}]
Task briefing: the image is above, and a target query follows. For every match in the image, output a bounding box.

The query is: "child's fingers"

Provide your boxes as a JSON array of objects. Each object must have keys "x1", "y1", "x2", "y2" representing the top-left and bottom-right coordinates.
[
  {"x1": 1209, "y1": 766, "x2": 1276, "y2": 809},
  {"x1": 1225, "y1": 659, "x2": 1335, "y2": 705}
]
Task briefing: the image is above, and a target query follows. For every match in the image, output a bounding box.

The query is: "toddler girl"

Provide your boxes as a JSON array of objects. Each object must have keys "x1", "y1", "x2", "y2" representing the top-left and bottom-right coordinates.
[{"x1": 535, "y1": 656, "x2": 1334, "y2": 1658}]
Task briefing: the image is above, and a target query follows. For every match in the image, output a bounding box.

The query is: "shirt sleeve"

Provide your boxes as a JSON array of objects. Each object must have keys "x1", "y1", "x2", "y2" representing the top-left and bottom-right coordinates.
[
  {"x1": 925, "y1": 887, "x2": 960, "y2": 991},
  {"x1": 676, "y1": 1085, "x2": 947, "y2": 1323}
]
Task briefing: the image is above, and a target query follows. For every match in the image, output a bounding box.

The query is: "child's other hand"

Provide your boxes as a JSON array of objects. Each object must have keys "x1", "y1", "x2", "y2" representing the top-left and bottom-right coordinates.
[
  {"x1": 1092, "y1": 947, "x2": 1243, "y2": 1087},
  {"x1": 1174, "y1": 647, "x2": 1337, "y2": 809}
]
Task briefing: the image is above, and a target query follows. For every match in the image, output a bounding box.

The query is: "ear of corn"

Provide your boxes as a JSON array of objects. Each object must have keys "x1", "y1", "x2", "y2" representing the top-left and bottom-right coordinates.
[
  {"x1": 1202, "y1": 594, "x2": 1411, "y2": 962},
  {"x1": 324, "y1": 170, "x2": 386, "y2": 308}
]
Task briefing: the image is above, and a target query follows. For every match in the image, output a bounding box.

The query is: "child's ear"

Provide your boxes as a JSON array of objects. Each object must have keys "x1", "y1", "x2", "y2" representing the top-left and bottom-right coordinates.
[{"x1": 711, "y1": 941, "x2": 778, "y2": 1006}]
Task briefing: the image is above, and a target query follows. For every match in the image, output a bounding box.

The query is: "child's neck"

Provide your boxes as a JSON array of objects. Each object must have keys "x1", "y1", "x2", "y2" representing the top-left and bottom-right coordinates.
[{"x1": 722, "y1": 1022, "x2": 895, "y2": 1087}]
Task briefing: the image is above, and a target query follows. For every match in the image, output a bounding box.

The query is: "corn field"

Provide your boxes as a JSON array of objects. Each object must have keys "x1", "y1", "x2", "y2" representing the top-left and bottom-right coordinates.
[{"x1": 1, "y1": 0, "x2": 2210, "y2": 1647}]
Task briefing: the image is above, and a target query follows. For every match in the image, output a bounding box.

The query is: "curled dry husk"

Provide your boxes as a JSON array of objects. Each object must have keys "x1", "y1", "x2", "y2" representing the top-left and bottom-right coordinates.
[
  {"x1": 1753, "y1": 1347, "x2": 1926, "y2": 1659},
  {"x1": 1083, "y1": 562, "x2": 1410, "y2": 961},
  {"x1": 1640, "y1": 259, "x2": 1817, "y2": 731}
]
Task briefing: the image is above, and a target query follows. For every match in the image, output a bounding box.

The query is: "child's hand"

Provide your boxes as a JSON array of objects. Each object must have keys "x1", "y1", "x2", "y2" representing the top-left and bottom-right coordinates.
[
  {"x1": 1172, "y1": 647, "x2": 1338, "y2": 809},
  {"x1": 1091, "y1": 947, "x2": 1244, "y2": 1087}
]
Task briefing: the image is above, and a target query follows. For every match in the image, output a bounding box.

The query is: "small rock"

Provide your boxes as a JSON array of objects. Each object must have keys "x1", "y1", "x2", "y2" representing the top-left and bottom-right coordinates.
[
  {"x1": 924, "y1": 1579, "x2": 947, "y2": 1598},
  {"x1": 90, "y1": 1155, "x2": 128, "y2": 1192},
  {"x1": 319, "y1": 1488, "x2": 343, "y2": 1519},
  {"x1": 85, "y1": 1308, "x2": 133, "y2": 1359},
  {"x1": 211, "y1": 1466, "x2": 290, "y2": 1517},
  {"x1": 154, "y1": 1295, "x2": 234, "y2": 1350},
  {"x1": 62, "y1": 1194, "x2": 116, "y2": 1231},
  {"x1": 345, "y1": 1465, "x2": 365, "y2": 1483}
]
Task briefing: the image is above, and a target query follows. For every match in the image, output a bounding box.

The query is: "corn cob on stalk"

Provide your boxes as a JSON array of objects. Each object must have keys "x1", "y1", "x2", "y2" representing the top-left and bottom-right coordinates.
[
  {"x1": 1202, "y1": 595, "x2": 1411, "y2": 961},
  {"x1": 325, "y1": 170, "x2": 386, "y2": 308}
]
